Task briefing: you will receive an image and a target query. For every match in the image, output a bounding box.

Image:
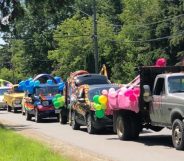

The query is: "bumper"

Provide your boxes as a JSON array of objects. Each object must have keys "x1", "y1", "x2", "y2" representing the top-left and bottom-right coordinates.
[
  {"x1": 38, "y1": 109, "x2": 60, "y2": 118},
  {"x1": 92, "y1": 115, "x2": 113, "y2": 129},
  {"x1": 12, "y1": 104, "x2": 22, "y2": 110}
]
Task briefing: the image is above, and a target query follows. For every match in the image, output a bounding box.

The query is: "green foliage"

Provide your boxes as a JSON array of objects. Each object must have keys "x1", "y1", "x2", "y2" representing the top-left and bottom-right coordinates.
[{"x1": 1, "y1": 0, "x2": 184, "y2": 84}]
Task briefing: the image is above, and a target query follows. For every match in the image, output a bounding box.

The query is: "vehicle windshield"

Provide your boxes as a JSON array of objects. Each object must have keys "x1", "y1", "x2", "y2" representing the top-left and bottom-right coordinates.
[
  {"x1": 35, "y1": 86, "x2": 59, "y2": 96},
  {"x1": 168, "y1": 76, "x2": 184, "y2": 93},
  {"x1": 88, "y1": 86, "x2": 119, "y2": 101},
  {"x1": 0, "y1": 88, "x2": 9, "y2": 95}
]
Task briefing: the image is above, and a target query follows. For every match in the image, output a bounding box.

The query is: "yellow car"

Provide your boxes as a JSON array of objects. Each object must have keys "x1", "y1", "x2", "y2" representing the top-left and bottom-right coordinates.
[{"x1": 3, "y1": 84, "x2": 25, "y2": 113}]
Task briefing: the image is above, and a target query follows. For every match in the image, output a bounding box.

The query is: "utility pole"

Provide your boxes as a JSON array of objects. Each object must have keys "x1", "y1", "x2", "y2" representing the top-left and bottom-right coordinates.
[{"x1": 92, "y1": 0, "x2": 99, "y2": 73}]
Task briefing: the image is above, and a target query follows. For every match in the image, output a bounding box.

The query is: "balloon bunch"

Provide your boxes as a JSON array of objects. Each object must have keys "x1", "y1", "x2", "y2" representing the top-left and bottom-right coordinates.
[
  {"x1": 18, "y1": 78, "x2": 40, "y2": 94},
  {"x1": 54, "y1": 76, "x2": 65, "y2": 92},
  {"x1": 52, "y1": 94, "x2": 65, "y2": 109},
  {"x1": 93, "y1": 94, "x2": 108, "y2": 119}
]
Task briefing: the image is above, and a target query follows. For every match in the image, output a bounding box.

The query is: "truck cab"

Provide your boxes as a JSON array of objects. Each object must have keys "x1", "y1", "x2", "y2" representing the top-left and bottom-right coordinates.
[{"x1": 150, "y1": 73, "x2": 184, "y2": 126}]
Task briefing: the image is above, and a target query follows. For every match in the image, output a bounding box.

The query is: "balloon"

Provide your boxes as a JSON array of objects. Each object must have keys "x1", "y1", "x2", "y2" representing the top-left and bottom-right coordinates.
[
  {"x1": 52, "y1": 97, "x2": 57, "y2": 103},
  {"x1": 94, "y1": 103, "x2": 101, "y2": 110},
  {"x1": 129, "y1": 94, "x2": 137, "y2": 102},
  {"x1": 58, "y1": 97, "x2": 64, "y2": 103},
  {"x1": 28, "y1": 78, "x2": 33, "y2": 81},
  {"x1": 102, "y1": 89, "x2": 108, "y2": 96},
  {"x1": 25, "y1": 80, "x2": 30, "y2": 86},
  {"x1": 47, "y1": 79, "x2": 53, "y2": 85},
  {"x1": 98, "y1": 95, "x2": 108, "y2": 105},
  {"x1": 59, "y1": 82, "x2": 65, "y2": 91},
  {"x1": 133, "y1": 88, "x2": 140, "y2": 96},
  {"x1": 34, "y1": 80, "x2": 40, "y2": 87},
  {"x1": 101, "y1": 104, "x2": 107, "y2": 110},
  {"x1": 29, "y1": 81, "x2": 34, "y2": 87},
  {"x1": 124, "y1": 89, "x2": 134, "y2": 97},
  {"x1": 109, "y1": 88, "x2": 115, "y2": 93},
  {"x1": 55, "y1": 94, "x2": 62, "y2": 99},
  {"x1": 54, "y1": 76, "x2": 61, "y2": 83},
  {"x1": 93, "y1": 95, "x2": 100, "y2": 104},
  {"x1": 95, "y1": 110, "x2": 105, "y2": 118},
  {"x1": 54, "y1": 101, "x2": 61, "y2": 109}
]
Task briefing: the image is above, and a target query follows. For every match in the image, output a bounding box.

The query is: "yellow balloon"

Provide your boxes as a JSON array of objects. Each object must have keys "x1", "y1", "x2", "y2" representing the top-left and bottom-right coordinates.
[
  {"x1": 101, "y1": 104, "x2": 107, "y2": 110},
  {"x1": 98, "y1": 95, "x2": 107, "y2": 105}
]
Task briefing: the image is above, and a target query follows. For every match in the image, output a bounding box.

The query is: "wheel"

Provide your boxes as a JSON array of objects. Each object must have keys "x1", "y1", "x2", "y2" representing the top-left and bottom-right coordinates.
[
  {"x1": 71, "y1": 111, "x2": 80, "y2": 130},
  {"x1": 7, "y1": 105, "x2": 11, "y2": 112},
  {"x1": 86, "y1": 114, "x2": 96, "y2": 134},
  {"x1": 130, "y1": 115, "x2": 141, "y2": 140},
  {"x1": 59, "y1": 112, "x2": 67, "y2": 124},
  {"x1": 116, "y1": 115, "x2": 132, "y2": 140},
  {"x1": 172, "y1": 119, "x2": 184, "y2": 150},
  {"x1": 35, "y1": 109, "x2": 41, "y2": 123},
  {"x1": 25, "y1": 110, "x2": 32, "y2": 121}
]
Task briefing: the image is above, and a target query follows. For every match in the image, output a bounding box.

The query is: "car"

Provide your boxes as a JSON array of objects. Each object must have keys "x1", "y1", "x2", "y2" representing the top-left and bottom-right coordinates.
[
  {"x1": 60, "y1": 70, "x2": 111, "y2": 124},
  {"x1": 70, "y1": 84, "x2": 120, "y2": 134},
  {"x1": 3, "y1": 84, "x2": 25, "y2": 112},
  {"x1": 0, "y1": 87, "x2": 11, "y2": 110},
  {"x1": 22, "y1": 84, "x2": 61, "y2": 123}
]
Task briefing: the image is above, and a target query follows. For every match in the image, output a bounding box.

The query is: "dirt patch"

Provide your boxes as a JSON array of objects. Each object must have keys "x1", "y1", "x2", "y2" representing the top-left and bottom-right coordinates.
[{"x1": 0, "y1": 119, "x2": 112, "y2": 161}]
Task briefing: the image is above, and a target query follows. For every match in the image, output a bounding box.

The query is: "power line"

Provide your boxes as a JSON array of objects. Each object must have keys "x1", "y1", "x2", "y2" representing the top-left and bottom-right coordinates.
[{"x1": 107, "y1": 31, "x2": 184, "y2": 43}]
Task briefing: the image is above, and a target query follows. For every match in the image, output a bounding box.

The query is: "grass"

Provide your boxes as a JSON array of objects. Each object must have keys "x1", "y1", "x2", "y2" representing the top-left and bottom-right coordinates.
[{"x1": 0, "y1": 124, "x2": 69, "y2": 161}]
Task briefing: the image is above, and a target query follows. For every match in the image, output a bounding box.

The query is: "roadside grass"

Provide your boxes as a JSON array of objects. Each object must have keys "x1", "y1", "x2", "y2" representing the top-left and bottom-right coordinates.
[{"x1": 0, "y1": 124, "x2": 69, "y2": 161}]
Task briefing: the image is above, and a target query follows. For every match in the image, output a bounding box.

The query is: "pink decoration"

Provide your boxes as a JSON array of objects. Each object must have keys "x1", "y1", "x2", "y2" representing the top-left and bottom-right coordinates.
[
  {"x1": 129, "y1": 94, "x2": 137, "y2": 102},
  {"x1": 155, "y1": 58, "x2": 167, "y2": 67},
  {"x1": 102, "y1": 89, "x2": 108, "y2": 96},
  {"x1": 124, "y1": 89, "x2": 134, "y2": 97},
  {"x1": 133, "y1": 88, "x2": 140, "y2": 96}
]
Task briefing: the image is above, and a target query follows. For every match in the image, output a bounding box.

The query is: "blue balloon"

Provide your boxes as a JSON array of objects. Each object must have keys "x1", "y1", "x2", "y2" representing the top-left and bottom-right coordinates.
[
  {"x1": 28, "y1": 78, "x2": 33, "y2": 81},
  {"x1": 29, "y1": 81, "x2": 34, "y2": 87},
  {"x1": 58, "y1": 82, "x2": 65, "y2": 91},
  {"x1": 47, "y1": 79, "x2": 53, "y2": 85},
  {"x1": 34, "y1": 80, "x2": 40, "y2": 87},
  {"x1": 27, "y1": 86, "x2": 33, "y2": 94},
  {"x1": 54, "y1": 76, "x2": 61, "y2": 83},
  {"x1": 25, "y1": 80, "x2": 30, "y2": 86}
]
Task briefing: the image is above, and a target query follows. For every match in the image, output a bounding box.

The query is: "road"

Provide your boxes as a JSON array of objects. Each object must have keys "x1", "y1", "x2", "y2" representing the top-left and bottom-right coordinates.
[{"x1": 0, "y1": 110, "x2": 184, "y2": 161}]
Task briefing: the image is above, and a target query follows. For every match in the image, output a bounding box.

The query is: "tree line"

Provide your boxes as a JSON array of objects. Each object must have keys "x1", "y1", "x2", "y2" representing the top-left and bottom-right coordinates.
[{"x1": 0, "y1": 0, "x2": 184, "y2": 83}]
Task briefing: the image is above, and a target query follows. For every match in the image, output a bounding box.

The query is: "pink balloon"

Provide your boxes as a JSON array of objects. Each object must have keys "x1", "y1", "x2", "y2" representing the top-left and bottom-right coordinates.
[
  {"x1": 109, "y1": 88, "x2": 115, "y2": 93},
  {"x1": 129, "y1": 94, "x2": 137, "y2": 102},
  {"x1": 102, "y1": 89, "x2": 108, "y2": 96},
  {"x1": 124, "y1": 89, "x2": 134, "y2": 97},
  {"x1": 133, "y1": 88, "x2": 140, "y2": 96}
]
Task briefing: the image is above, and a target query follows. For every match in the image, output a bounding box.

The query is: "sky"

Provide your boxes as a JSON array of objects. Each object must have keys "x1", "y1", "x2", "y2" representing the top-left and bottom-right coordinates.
[{"x1": 0, "y1": 38, "x2": 5, "y2": 45}]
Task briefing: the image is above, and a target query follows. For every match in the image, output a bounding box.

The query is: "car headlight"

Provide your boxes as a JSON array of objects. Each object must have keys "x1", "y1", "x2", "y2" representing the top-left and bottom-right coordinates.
[{"x1": 42, "y1": 101, "x2": 49, "y2": 106}]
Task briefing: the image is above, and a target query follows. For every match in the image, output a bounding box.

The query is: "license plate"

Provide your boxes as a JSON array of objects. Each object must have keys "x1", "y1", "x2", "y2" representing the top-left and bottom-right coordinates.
[{"x1": 55, "y1": 110, "x2": 60, "y2": 114}]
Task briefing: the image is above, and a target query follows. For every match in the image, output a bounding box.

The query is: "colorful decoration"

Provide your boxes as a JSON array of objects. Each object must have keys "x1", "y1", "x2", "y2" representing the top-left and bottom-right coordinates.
[
  {"x1": 93, "y1": 94, "x2": 108, "y2": 118},
  {"x1": 52, "y1": 94, "x2": 65, "y2": 109},
  {"x1": 0, "y1": 79, "x2": 13, "y2": 87}
]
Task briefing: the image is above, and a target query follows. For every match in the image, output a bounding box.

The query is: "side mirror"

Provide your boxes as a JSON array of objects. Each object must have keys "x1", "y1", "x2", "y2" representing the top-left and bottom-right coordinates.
[
  {"x1": 143, "y1": 85, "x2": 152, "y2": 102},
  {"x1": 78, "y1": 98, "x2": 85, "y2": 103}
]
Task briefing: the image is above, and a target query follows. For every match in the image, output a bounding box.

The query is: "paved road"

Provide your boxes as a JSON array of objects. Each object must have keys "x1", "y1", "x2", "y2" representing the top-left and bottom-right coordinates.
[{"x1": 0, "y1": 110, "x2": 184, "y2": 161}]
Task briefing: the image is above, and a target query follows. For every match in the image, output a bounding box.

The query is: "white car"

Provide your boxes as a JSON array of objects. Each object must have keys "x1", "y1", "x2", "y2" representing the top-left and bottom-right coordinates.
[{"x1": 0, "y1": 87, "x2": 11, "y2": 109}]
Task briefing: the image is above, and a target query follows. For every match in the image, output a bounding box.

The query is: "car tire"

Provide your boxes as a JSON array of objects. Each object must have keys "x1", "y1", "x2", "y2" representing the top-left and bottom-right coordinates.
[
  {"x1": 130, "y1": 115, "x2": 141, "y2": 140},
  {"x1": 7, "y1": 105, "x2": 11, "y2": 112},
  {"x1": 25, "y1": 110, "x2": 32, "y2": 121},
  {"x1": 86, "y1": 114, "x2": 96, "y2": 134},
  {"x1": 35, "y1": 109, "x2": 41, "y2": 123},
  {"x1": 71, "y1": 111, "x2": 80, "y2": 130},
  {"x1": 172, "y1": 119, "x2": 184, "y2": 150},
  {"x1": 59, "y1": 112, "x2": 67, "y2": 124},
  {"x1": 116, "y1": 115, "x2": 132, "y2": 140}
]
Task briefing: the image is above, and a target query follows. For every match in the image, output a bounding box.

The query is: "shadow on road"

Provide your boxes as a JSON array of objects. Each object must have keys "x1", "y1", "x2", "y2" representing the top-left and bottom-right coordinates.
[
  {"x1": 0, "y1": 123, "x2": 35, "y2": 131},
  {"x1": 33, "y1": 118, "x2": 59, "y2": 123},
  {"x1": 138, "y1": 134, "x2": 173, "y2": 147}
]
